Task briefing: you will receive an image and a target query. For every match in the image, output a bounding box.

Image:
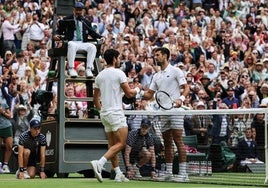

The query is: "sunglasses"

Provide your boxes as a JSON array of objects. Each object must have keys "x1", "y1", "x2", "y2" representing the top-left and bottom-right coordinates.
[{"x1": 241, "y1": 75, "x2": 249, "y2": 78}]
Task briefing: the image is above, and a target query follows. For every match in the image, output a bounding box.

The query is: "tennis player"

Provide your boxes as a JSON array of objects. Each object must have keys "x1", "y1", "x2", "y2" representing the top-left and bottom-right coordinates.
[
  {"x1": 90, "y1": 49, "x2": 142, "y2": 183},
  {"x1": 142, "y1": 47, "x2": 190, "y2": 182}
]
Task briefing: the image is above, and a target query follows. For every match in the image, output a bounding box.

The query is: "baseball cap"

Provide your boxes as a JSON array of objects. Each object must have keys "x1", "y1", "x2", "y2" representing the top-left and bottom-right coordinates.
[
  {"x1": 141, "y1": 118, "x2": 152, "y2": 128},
  {"x1": 30, "y1": 116, "x2": 42, "y2": 128},
  {"x1": 74, "y1": 2, "x2": 84, "y2": 9},
  {"x1": 196, "y1": 101, "x2": 205, "y2": 107}
]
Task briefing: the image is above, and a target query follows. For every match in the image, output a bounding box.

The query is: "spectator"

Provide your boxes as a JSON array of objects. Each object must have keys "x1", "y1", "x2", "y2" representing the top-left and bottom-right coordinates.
[
  {"x1": 210, "y1": 102, "x2": 230, "y2": 144},
  {"x1": 64, "y1": 86, "x2": 83, "y2": 118},
  {"x1": 1, "y1": 13, "x2": 21, "y2": 55},
  {"x1": 11, "y1": 53, "x2": 27, "y2": 80},
  {"x1": 13, "y1": 104, "x2": 34, "y2": 145},
  {"x1": 222, "y1": 87, "x2": 240, "y2": 109},
  {"x1": 28, "y1": 13, "x2": 46, "y2": 50},
  {"x1": 190, "y1": 101, "x2": 213, "y2": 145},
  {"x1": 251, "y1": 112, "x2": 265, "y2": 148},
  {"x1": 236, "y1": 128, "x2": 264, "y2": 166},
  {"x1": 124, "y1": 118, "x2": 156, "y2": 179}
]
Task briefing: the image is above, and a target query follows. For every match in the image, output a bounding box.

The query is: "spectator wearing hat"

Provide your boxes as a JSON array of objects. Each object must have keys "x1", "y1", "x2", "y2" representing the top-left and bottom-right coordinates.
[
  {"x1": 54, "y1": 2, "x2": 105, "y2": 78},
  {"x1": 228, "y1": 50, "x2": 243, "y2": 71},
  {"x1": 16, "y1": 116, "x2": 47, "y2": 179},
  {"x1": 13, "y1": 104, "x2": 34, "y2": 145},
  {"x1": 190, "y1": 101, "x2": 213, "y2": 145},
  {"x1": 252, "y1": 61, "x2": 268, "y2": 84},
  {"x1": 222, "y1": 87, "x2": 240, "y2": 109},
  {"x1": 124, "y1": 118, "x2": 157, "y2": 179}
]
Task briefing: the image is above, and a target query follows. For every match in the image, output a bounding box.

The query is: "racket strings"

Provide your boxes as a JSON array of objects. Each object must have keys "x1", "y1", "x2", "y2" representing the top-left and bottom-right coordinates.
[{"x1": 156, "y1": 92, "x2": 173, "y2": 110}]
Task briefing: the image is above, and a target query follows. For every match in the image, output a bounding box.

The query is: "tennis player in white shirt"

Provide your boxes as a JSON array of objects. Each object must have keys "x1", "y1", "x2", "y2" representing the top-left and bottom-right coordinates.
[
  {"x1": 142, "y1": 47, "x2": 190, "y2": 182},
  {"x1": 90, "y1": 49, "x2": 142, "y2": 183}
]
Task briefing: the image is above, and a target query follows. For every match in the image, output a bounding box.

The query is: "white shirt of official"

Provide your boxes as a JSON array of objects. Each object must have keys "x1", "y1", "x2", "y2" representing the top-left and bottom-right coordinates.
[
  {"x1": 94, "y1": 67, "x2": 127, "y2": 113},
  {"x1": 149, "y1": 64, "x2": 187, "y2": 101}
]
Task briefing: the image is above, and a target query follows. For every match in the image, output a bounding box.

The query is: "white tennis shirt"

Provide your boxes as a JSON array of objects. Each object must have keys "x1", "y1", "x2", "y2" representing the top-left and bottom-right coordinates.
[
  {"x1": 94, "y1": 67, "x2": 127, "y2": 113},
  {"x1": 149, "y1": 64, "x2": 187, "y2": 100}
]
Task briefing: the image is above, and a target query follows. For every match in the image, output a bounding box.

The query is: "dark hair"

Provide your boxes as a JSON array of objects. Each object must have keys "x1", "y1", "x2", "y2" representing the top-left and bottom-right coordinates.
[
  {"x1": 103, "y1": 49, "x2": 120, "y2": 65},
  {"x1": 154, "y1": 47, "x2": 170, "y2": 60}
]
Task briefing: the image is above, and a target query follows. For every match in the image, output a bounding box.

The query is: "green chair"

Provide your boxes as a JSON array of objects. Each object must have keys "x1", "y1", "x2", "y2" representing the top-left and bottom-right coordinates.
[{"x1": 183, "y1": 135, "x2": 207, "y2": 162}]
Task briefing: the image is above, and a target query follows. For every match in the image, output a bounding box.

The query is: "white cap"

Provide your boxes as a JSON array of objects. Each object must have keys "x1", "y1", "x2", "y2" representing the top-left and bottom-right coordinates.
[{"x1": 197, "y1": 101, "x2": 205, "y2": 107}]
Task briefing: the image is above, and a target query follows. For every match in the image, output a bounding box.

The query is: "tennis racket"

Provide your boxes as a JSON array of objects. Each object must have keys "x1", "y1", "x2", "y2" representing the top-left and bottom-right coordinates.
[{"x1": 155, "y1": 90, "x2": 189, "y2": 110}]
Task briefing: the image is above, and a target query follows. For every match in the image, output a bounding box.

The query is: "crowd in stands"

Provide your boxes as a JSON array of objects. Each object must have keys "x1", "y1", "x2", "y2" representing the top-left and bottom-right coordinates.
[{"x1": 0, "y1": 0, "x2": 267, "y2": 173}]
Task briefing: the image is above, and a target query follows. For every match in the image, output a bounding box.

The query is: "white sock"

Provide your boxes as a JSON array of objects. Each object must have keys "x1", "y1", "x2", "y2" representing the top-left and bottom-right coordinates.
[
  {"x1": 114, "y1": 166, "x2": 122, "y2": 174},
  {"x1": 166, "y1": 163, "x2": 173, "y2": 174},
  {"x1": 179, "y1": 162, "x2": 187, "y2": 175},
  {"x1": 99, "y1": 156, "x2": 107, "y2": 167}
]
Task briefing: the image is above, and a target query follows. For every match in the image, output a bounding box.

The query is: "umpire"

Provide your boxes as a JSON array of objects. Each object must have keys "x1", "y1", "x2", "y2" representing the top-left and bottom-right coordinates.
[
  {"x1": 16, "y1": 116, "x2": 47, "y2": 179},
  {"x1": 124, "y1": 118, "x2": 156, "y2": 179}
]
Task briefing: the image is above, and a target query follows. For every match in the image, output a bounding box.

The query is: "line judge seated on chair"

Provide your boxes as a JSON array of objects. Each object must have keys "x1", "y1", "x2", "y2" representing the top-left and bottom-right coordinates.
[{"x1": 53, "y1": 2, "x2": 105, "y2": 78}]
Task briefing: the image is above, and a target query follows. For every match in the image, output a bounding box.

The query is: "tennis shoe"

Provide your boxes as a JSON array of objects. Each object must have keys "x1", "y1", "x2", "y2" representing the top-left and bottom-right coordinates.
[
  {"x1": 69, "y1": 68, "x2": 78, "y2": 77},
  {"x1": 133, "y1": 165, "x2": 142, "y2": 178},
  {"x1": 114, "y1": 173, "x2": 129, "y2": 182},
  {"x1": 155, "y1": 172, "x2": 173, "y2": 181},
  {"x1": 171, "y1": 174, "x2": 189, "y2": 182},
  {"x1": 2, "y1": 165, "x2": 10, "y2": 173},
  {"x1": 89, "y1": 160, "x2": 103, "y2": 183},
  {"x1": 16, "y1": 170, "x2": 31, "y2": 179}
]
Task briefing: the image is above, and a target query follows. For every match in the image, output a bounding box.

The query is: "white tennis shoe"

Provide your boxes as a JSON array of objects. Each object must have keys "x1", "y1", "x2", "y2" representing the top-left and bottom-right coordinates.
[{"x1": 90, "y1": 160, "x2": 103, "y2": 183}]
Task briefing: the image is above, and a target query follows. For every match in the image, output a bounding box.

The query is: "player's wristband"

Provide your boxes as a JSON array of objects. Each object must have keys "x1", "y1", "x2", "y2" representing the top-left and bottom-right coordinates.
[
  {"x1": 179, "y1": 95, "x2": 185, "y2": 102},
  {"x1": 134, "y1": 87, "x2": 140, "y2": 94},
  {"x1": 39, "y1": 167, "x2": 45, "y2": 172}
]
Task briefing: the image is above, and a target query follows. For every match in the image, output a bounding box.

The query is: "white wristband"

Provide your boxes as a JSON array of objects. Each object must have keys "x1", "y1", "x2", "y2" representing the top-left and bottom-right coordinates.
[
  {"x1": 134, "y1": 87, "x2": 140, "y2": 94},
  {"x1": 179, "y1": 95, "x2": 185, "y2": 102}
]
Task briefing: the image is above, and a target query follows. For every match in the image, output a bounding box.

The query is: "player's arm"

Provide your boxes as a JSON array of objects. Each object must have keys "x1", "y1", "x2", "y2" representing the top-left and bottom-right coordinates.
[
  {"x1": 121, "y1": 82, "x2": 140, "y2": 98},
  {"x1": 93, "y1": 88, "x2": 101, "y2": 111},
  {"x1": 39, "y1": 145, "x2": 47, "y2": 179},
  {"x1": 141, "y1": 89, "x2": 155, "y2": 100},
  {"x1": 176, "y1": 83, "x2": 190, "y2": 107}
]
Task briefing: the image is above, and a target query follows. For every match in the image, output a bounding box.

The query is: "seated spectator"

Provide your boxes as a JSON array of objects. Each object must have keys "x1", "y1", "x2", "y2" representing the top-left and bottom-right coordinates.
[
  {"x1": 64, "y1": 86, "x2": 83, "y2": 118},
  {"x1": 236, "y1": 128, "x2": 264, "y2": 166},
  {"x1": 124, "y1": 118, "x2": 157, "y2": 179},
  {"x1": 210, "y1": 103, "x2": 230, "y2": 144},
  {"x1": 190, "y1": 101, "x2": 213, "y2": 145}
]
